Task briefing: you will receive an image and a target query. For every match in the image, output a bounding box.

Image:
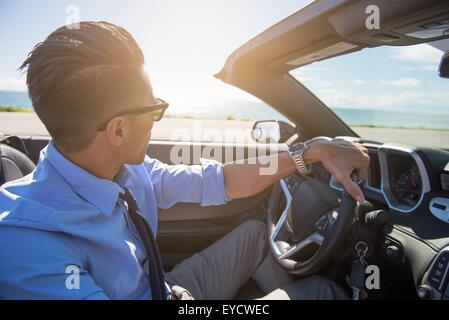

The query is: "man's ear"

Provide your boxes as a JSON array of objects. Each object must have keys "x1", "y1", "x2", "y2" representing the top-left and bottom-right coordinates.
[{"x1": 105, "y1": 117, "x2": 126, "y2": 147}]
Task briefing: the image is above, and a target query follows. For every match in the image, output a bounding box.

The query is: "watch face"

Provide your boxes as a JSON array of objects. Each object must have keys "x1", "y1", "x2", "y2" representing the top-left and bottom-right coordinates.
[{"x1": 291, "y1": 142, "x2": 306, "y2": 155}]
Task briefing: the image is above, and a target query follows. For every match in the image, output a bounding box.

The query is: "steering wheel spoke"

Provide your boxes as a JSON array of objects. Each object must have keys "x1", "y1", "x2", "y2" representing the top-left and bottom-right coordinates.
[
  {"x1": 269, "y1": 179, "x2": 292, "y2": 255},
  {"x1": 314, "y1": 209, "x2": 339, "y2": 236},
  {"x1": 278, "y1": 231, "x2": 324, "y2": 260}
]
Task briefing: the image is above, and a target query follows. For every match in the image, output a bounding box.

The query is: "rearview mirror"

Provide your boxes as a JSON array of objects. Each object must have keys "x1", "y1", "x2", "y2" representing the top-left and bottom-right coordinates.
[
  {"x1": 439, "y1": 51, "x2": 449, "y2": 79},
  {"x1": 251, "y1": 120, "x2": 297, "y2": 144}
]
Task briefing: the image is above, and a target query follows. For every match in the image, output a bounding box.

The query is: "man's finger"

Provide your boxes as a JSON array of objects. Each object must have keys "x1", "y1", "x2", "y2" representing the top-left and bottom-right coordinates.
[
  {"x1": 356, "y1": 154, "x2": 370, "y2": 181},
  {"x1": 361, "y1": 147, "x2": 369, "y2": 155},
  {"x1": 357, "y1": 165, "x2": 369, "y2": 182},
  {"x1": 340, "y1": 175, "x2": 365, "y2": 202}
]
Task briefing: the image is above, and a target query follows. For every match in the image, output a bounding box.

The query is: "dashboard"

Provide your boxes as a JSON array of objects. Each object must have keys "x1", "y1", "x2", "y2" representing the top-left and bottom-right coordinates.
[
  {"x1": 327, "y1": 141, "x2": 449, "y2": 299},
  {"x1": 330, "y1": 143, "x2": 446, "y2": 219}
]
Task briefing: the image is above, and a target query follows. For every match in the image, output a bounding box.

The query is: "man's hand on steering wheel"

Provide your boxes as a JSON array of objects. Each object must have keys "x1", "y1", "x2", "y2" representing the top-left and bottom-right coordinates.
[{"x1": 304, "y1": 138, "x2": 370, "y2": 202}]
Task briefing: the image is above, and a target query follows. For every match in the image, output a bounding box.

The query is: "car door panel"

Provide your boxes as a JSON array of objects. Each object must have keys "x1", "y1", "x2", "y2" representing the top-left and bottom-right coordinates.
[{"x1": 147, "y1": 140, "x2": 280, "y2": 267}]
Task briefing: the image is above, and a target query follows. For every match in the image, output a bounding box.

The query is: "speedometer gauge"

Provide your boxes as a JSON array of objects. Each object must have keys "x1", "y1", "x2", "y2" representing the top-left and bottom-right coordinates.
[
  {"x1": 375, "y1": 144, "x2": 430, "y2": 213},
  {"x1": 394, "y1": 165, "x2": 422, "y2": 206}
]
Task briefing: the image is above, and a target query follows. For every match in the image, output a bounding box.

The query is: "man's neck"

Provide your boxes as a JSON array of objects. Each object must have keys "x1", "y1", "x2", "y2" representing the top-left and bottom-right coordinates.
[{"x1": 54, "y1": 142, "x2": 121, "y2": 181}]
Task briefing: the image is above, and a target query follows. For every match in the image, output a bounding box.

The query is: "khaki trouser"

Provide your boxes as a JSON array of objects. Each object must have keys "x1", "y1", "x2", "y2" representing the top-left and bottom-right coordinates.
[{"x1": 166, "y1": 219, "x2": 349, "y2": 300}]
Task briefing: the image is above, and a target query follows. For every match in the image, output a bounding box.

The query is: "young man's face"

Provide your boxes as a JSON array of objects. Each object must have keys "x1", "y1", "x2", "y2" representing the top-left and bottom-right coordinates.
[
  {"x1": 120, "y1": 69, "x2": 164, "y2": 164},
  {"x1": 124, "y1": 93, "x2": 157, "y2": 164},
  {"x1": 92, "y1": 70, "x2": 159, "y2": 165}
]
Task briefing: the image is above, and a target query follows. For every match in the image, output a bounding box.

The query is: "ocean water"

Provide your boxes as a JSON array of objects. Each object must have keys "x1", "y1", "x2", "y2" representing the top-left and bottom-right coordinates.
[
  {"x1": 1, "y1": 90, "x2": 448, "y2": 130},
  {"x1": 0, "y1": 91, "x2": 33, "y2": 109}
]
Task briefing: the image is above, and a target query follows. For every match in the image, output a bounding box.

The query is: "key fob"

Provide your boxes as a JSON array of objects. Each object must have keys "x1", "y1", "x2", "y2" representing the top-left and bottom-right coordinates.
[{"x1": 348, "y1": 260, "x2": 367, "y2": 289}]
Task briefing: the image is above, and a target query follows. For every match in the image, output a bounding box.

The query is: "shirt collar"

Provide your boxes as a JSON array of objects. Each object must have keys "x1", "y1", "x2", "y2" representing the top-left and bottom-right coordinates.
[{"x1": 43, "y1": 140, "x2": 125, "y2": 217}]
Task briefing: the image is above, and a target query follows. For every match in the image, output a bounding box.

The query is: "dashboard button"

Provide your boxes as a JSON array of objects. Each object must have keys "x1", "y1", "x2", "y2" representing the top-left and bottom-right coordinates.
[
  {"x1": 441, "y1": 173, "x2": 449, "y2": 191},
  {"x1": 417, "y1": 284, "x2": 433, "y2": 299},
  {"x1": 428, "y1": 251, "x2": 449, "y2": 291},
  {"x1": 381, "y1": 237, "x2": 403, "y2": 263},
  {"x1": 386, "y1": 245, "x2": 400, "y2": 259},
  {"x1": 429, "y1": 198, "x2": 449, "y2": 224}
]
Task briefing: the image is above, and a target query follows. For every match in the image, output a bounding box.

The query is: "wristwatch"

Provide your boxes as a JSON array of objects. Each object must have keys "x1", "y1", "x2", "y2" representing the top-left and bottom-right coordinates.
[{"x1": 288, "y1": 142, "x2": 311, "y2": 175}]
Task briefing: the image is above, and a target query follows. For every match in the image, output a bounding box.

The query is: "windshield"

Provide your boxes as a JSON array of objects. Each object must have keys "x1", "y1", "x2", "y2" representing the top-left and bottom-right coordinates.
[{"x1": 290, "y1": 43, "x2": 449, "y2": 149}]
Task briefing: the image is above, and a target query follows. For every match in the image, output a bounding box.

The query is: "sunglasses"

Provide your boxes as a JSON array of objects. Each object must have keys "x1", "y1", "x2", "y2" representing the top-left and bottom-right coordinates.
[{"x1": 97, "y1": 98, "x2": 169, "y2": 131}]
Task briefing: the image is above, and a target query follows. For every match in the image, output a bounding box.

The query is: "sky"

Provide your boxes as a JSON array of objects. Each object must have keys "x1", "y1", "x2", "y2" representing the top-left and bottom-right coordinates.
[
  {"x1": 0, "y1": 0, "x2": 448, "y2": 115},
  {"x1": 0, "y1": 0, "x2": 310, "y2": 101},
  {"x1": 292, "y1": 42, "x2": 449, "y2": 114}
]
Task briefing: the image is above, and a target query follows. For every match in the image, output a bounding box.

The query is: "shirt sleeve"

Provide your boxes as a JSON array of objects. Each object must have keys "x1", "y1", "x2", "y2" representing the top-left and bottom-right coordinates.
[
  {"x1": 0, "y1": 226, "x2": 109, "y2": 300},
  {"x1": 143, "y1": 156, "x2": 229, "y2": 209}
]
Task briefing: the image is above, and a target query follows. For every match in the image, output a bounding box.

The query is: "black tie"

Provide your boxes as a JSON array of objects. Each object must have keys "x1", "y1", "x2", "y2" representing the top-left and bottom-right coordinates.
[{"x1": 119, "y1": 188, "x2": 166, "y2": 300}]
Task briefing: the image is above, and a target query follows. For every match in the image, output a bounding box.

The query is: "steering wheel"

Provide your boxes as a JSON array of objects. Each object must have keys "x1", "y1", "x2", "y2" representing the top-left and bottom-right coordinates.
[{"x1": 267, "y1": 174, "x2": 357, "y2": 275}]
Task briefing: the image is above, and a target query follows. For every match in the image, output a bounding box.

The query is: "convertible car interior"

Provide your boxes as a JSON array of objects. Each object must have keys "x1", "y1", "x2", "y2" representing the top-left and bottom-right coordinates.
[{"x1": 1, "y1": 0, "x2": 449, "y2": 300}]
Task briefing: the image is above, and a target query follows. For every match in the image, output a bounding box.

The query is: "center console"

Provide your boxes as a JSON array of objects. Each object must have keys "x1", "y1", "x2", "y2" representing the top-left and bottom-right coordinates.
[{"x1": 420, "y1": 248, "x2": 449, "y2": 300}]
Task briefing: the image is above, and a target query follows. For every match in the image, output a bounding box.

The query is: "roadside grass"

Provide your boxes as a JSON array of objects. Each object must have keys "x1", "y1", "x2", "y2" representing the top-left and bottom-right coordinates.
[{"x1": 0, "y1": 106, "x2": 33, "y2": 112}]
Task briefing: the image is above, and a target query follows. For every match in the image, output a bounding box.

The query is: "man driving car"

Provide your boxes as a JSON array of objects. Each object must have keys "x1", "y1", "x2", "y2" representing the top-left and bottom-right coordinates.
[{"x1": 0, "y1": 21, "x2": 369, "y2": 299}]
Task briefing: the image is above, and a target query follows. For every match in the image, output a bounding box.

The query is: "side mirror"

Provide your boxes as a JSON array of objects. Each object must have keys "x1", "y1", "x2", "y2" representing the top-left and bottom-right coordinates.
[
  {"x1": 439, "y1": 51, "x2": 449, "y2": 79},
  {"x1": 251, "y1": 120, "x2": 297, "y2": 144}
]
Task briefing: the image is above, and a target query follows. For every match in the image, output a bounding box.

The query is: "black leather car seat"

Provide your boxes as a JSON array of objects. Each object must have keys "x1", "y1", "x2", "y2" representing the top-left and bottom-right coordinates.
[{"x1": 0, "y1": 142, "x2": 36, "y2": 185}]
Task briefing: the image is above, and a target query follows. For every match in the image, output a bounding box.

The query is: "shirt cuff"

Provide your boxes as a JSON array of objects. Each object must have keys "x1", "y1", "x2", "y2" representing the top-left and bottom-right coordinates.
[{"x1": 199, "y1": 158, "x2": 230, "y2": 206}]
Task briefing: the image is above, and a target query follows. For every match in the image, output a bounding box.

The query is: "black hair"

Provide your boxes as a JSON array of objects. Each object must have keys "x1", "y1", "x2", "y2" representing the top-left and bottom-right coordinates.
[{"x1": 19, "y1": 21, "x2": 148, "y2": 151}]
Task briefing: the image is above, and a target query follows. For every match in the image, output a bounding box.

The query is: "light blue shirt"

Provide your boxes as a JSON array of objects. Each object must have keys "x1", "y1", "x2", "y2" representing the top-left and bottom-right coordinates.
[{"x1": 0, "y1": 140, "x2": 228, "y2": 299}]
